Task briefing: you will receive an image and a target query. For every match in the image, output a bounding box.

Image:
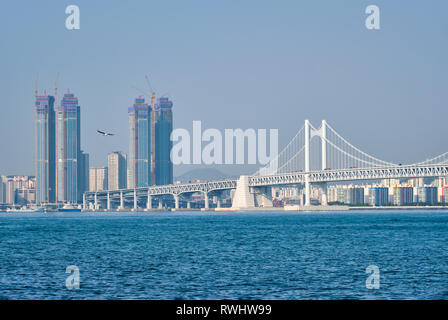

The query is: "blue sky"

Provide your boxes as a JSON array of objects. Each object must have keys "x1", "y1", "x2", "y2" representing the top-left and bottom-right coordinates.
[{"x1": 0, "y1": 0, "x2": 447, "y2": 176}]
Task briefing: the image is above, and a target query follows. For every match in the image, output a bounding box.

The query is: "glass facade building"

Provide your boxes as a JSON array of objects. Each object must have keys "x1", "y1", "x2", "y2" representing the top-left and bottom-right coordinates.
[
  {"x1": 56, "y1": 92, "x2": 80, "y2": 203},
  {"x1": 417, "y1": 186, "x2": 438, "y2": 205},
  {"x1": 392, "y1": 187, "x2": 414, "y2": 206},
  {"x1": 154, "y1": 97, "x2": 173, "y2": 185},
  {"x1": 108, "y1": 151, "x2": 127, "y2": 190},
  {"x1": 35, "y1": 94, "x2": 56, "y2": 204},
  {"x1": 128, "y1": 97, "x2": 151, "y2": 188},
  {"x1": 369, "y1": 187, "x2": 389, "y2": 206},
  {"x1": 78, "y1": 151, "x2": 89, "y2": 202}
]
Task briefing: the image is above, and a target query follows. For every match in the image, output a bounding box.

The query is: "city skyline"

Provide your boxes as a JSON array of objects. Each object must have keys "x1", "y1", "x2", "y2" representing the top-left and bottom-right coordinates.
[{"x1": 1, "y1": 1, "x2": 448, "y2": 177}]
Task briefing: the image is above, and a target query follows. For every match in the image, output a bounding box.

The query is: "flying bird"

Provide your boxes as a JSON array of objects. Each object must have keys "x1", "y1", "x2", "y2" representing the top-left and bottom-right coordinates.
[{"x1": 97, "y1": 130, "x2": 114, "y2": 136}]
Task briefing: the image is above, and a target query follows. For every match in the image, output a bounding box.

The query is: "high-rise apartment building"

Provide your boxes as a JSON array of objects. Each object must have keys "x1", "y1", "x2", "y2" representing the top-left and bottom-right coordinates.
[
  {"x1": 0, "y1": 175, "x2": 5, "y2": 203},
  {"x1": 35, "y1": 93, "x2": 56, "y2": 203},
  {"x1": 369, "y1": 187, "x2": 389, "y2": 206},
  {"x1": 392, "y1": 187, "x2": 414, "y2": 206},
  {"x1": 56, "y1": 91, "x2": 80, "y2": 203},
  {"x1": 108, "y1": 152, "x2": 127, "y2": 190},
  {"x1": 78, "y1": 151, "x2": 89, "y2": 201},
  {"x1": 89, "y1": 167, "x2": 108, "y2": 192},
  {"x1": 416, "y1": 186, "x2": 438, "y2": 205},
  {"x1": 128, "y1": 97, "x2": 151, "y2": 188},
  {"x1": 3, "y1": 176, "x2": 36, "y2": 205},
  {"x1": 154, "y1": 97, "x2": 173, "y2": 185}
]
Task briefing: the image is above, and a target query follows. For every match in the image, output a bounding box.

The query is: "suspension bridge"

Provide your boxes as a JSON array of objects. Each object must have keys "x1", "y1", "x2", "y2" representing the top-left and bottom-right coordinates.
[{"x1": 83, "y1": 120, "x2": 448, "y2": 210}]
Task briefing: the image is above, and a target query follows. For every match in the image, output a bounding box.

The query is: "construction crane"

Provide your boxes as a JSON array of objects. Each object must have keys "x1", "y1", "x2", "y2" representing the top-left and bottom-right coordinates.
[
  {"x1": 145, "y1": 75, "x2": 156, "y2": 185},
  {"x1": 34, "y1": 73, "x2": 39, "y2": 97},
  {"x1": 54, "y1": 72, "x2": 60, "y2": 103}
]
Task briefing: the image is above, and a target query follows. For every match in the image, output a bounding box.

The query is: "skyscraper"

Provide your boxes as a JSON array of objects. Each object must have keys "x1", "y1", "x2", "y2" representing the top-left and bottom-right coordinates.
[
  {"x1": 154, "y1": 97, "x2": 173, "y2": 185},
  {"x1": 56, "y1": 91, "x2": 80, "y2": 203},
  {"x1": 108, "y1": 151, "x2": 127, "y2": 190},
  {"x1": 0, "y1": 175, "x2": 4, "y2": 204},
  {"x1": 128, "y1": 97, "x2": 151, "y2": 188},
  {"x1": 78, "y1": 151, "x2": 89, "y2": 202},
  {"x1": 89, "y1": 167, "x2": 108, "y2": 192},
  {"x1": 35, "y1": 93, "x2": 56, "y2": 203}
]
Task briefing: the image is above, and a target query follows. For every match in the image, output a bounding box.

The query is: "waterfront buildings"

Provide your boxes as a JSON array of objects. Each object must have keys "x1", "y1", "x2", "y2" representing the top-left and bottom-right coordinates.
[
  {"x1": 154, "y1": 97, "x2": 173, "y2": 185},
  {"x1": 392, "y1": 187, "x2": 414, "y2": 206},
  {"x1": 108, "y1": 152, "x2": 127, "y2": 190},
  {"x1": 35, "y1": 93, "x2": 56, "y2": 203},
  {"x1": 128, "y1": 97, "x2": 151, "y2": 188},
  {"x1": 416, "y1": 186, "x2": 438, "y2": 205},
  {"x1": 369, "y1": 187, "x2": 389, "y2": 206},
  {"x1": 56, "y1": 91, "x2": 80, "y2": 203},
  {"x1": 0, "y1": 176, "x2": 4, "y2": 203},
  {"x1": 78, "y1": 151, "x2": 90, "y2": 202},
  {"x1": 327, "y1": 185, "x2": 364, "y2": 205},
  {"x1": 1, "y1": 176, "x2": 36, "y2": 205},
  {"x1": 89, "y1": 167, "x2": 108, "y2": 192}
]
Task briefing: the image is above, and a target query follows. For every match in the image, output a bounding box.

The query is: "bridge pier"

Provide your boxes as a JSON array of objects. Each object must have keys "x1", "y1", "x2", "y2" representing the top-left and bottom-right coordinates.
[
  {"x1": 158, "y1": 199, "x2": 163, "y2": 209},
  {"x1": 120, "y1": 191, "x2": 124, "y2": 210},
  {"x1": 187, "y1": 201, "x2": 191, "y2": 209},
  {"x1": 174, "y1": 194, "x2": 179, "y2": 209},
  {"x1": 133, "y1": 189, "x2": 137, "y2": 210},
  {"x1": 147, "y1": 192, "x2": 152, "y2": 210},
  {"x1": 107, "y1": 192, "x2": 110, "y2": 210},
  {"x1": 232, "y1": 175, "x2": 255, "y2": 209},
  {"x1": 204, "y1": 192, "x2": 209, "y2": 209},
  {"x1": 83, "y1": 193, "x2": 86, "y2": 210},
  {"x1": 94, "y1": 193, "x2": 98, "y2": 210},
  {"x1": 254, "y1": 186, "x2": 273, "y2": 207},
  {"x1": 319, "y1": 183, "x2": 328, "y2": 206}
]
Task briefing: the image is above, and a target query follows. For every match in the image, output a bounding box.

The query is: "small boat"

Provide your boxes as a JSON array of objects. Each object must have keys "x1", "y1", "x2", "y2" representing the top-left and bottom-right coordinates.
[
  {"x1": 58, "y1": 203, "x2": 82, "y2": 212},
  {"x1": 6, "y1": 206, "x2": 44, "y2": 213}
]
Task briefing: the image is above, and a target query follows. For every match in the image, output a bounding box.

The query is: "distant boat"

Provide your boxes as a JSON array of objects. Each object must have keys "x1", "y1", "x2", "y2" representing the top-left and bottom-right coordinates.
[
  {"x1": 6, "y1": 206, "x2": 44, "y2": 213},
  {"x1": 59, "y1": 203, "x2": 82, "y2": 212}
]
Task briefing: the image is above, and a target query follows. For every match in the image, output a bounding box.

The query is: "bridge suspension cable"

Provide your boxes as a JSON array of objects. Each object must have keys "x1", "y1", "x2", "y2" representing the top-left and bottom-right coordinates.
[
  {"x1": 254, "y1": 120, "x2": 398, "y2": 176},
  {"x1": 324, "y1": 122, "x2": 396, "y2": 167},
  {"x1": 411, "y1": 151, "x2": 448, "y2": 166}
]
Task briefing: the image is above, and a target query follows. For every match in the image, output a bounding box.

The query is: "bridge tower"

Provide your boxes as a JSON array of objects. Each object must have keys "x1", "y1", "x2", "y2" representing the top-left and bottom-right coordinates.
[
  {"x1": 320, "y1": 120, "x2": 328, "y2": 206},
  {"x1": 304, "y1": 119, "x2": 311, "y2": 206}
]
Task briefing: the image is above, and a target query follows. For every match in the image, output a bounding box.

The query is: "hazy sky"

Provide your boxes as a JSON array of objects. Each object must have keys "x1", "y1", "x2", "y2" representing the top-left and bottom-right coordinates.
[{"x1": 1, "y1": 0, "x2": 447, "y2": 176}]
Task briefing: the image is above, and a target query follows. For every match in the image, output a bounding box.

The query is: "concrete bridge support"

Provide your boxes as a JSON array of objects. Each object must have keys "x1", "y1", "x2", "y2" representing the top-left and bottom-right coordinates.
[
  {"x1": 120, "y1": 191, "x2": 124, "y2": 210},
  {"x1": 254, "y1": 186, "x2": 273, "y2": 207},
  {"x1": 107, "y1": 192, "x2": 111, "y2": 210},
  {"x1": 174, "y1": 194, "x2": 180, "y2": 209},
  {"x1": 83, "y1": 193, "x2": 86, "y2": 210},
  {"x1": 133, "y1": 189, "x2": 137, "y2": 210},
  {"x1": 204, "y1": 192, "x2": 209, "y2": 209},
  {"x1": 94, "y1": 193, "x2": 98, "y2": 210},
  {"x1": 147, "y1": 192, "x2": 152, "y2": 210},
  {"x1": 320, "y1": 183, "x2": 328, "y2": 206},
  {"x1": 232, "y1": 175, "x2": 255, "y2": 209}
]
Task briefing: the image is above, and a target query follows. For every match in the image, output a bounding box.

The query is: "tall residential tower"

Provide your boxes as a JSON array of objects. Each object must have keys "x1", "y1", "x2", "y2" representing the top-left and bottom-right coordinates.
[
  {"x1": 35, "y1": 93, "x2": 56, "y2": 203},
  {"x1": 108, "y1": 151, "x2": 127, "y2": 190},
  {"x1": 56, "y1": 91, "x2": 80, "y2": 203},
  {"x1": 128, "y1": 97, "x2": 151, "y2": 188},
  {"x1": 154, "y1": 97, "x2": 173, "y2": 185}
]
